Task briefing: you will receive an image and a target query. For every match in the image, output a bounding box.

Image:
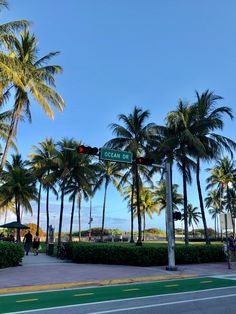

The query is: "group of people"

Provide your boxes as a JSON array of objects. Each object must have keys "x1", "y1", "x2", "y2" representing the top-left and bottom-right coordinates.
[
  {"x1": 23, "y1": 230, "x2": 40, "y2": 256},
  {"x1": 0, "y1": 232, "x2": 15, "y2": 242}
]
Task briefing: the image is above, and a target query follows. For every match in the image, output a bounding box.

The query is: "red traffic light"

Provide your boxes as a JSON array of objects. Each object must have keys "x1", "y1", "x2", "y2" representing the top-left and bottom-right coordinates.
[
  {"x1": 135, "y1": 157, "x2": 154, "y2": 165},
  {"x1": 77, "y1": 145, "x2": 98, "y2": 155}
]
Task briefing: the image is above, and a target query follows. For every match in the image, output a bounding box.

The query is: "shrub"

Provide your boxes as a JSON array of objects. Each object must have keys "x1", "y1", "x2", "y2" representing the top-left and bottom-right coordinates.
[
  {"x1": 0, "y1": 242, "x2": 24, "y2": 268},
  {"x1": 65, "y1": 242, "x2": 225, "y2": 266}
]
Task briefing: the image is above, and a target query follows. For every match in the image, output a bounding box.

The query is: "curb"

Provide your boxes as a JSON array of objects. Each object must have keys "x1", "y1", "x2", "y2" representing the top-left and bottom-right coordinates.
[{"x1": 0, "y1": 274, "x2": 197, "y2": 295}]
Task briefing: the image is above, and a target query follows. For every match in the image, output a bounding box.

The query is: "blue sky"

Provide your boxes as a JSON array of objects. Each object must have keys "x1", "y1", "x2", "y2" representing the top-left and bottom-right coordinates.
[{"x1": 1, "y1": 0, "x2": 236, "y2": 232}]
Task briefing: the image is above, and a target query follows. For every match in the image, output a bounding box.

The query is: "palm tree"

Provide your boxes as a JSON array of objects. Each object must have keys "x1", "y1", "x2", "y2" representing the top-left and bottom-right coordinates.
[
  {"x1": 0, "y1": 154, "x2": 37, "y2": 242},
  {"x1": 0, "y1": 1, "x2": 29, "y2": 96},
  {"x1": 206, "y1": 156, "x2": 236, "y2": 235},
  {"x1": 153, "y1": 181, "x2": 183, "y2": 212},
  {"x1": 0, "y1": 109, "x2": 16, "y2": 152},
  {"x1": 162, "y1": 101, "x2": 204, "y2": 244},
  {"x1": 29, "y1": 138, "x2": 57, "y2": 243},
  {"x1": 95, "y1": 160, "x2": 123, "y2": 241},
  {"x1": 205, "y1": 190, "x2": 223, "y2": 238},
  {"x1": 51, "y1": 139, "x2": 78, "y2": 246},
  {"x1": 65, "y1": 156, "x2": 97, "y2": 241},
  {"x1": 138, "y1": 187, "x2": 160, "y2": 241},
  {"x1": 105, "y1": 106, "x2": 156, "y2": 245},
  {"x1": 181, "y1": 204, "x2": 201, "y2": 236},
  {"x1": 0, "y1": 29, "x2": 64, "y2": 170},
  {"x1": 193, "y1": 90, "x2": 235, "y2": 244}
]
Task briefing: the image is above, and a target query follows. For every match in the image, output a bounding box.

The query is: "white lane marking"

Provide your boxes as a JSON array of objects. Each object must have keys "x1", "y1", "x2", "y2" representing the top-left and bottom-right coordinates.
[
  {"x1": 88, "y1": 292, "x2": 236, "y2": 313},
  {"x1": 6, "y1": 286, "x2": 236, "y2": 314},
  {"x1": 123, "y1": 288, "x2": 140, "y2": 292},
  {"x1": 74, "y1": 293, "x2": 94, "y2": 297}
]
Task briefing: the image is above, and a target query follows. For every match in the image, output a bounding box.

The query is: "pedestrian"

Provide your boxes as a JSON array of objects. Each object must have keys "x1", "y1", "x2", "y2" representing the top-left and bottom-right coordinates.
[
  {"x1": 228, "y1": 234, "x2": 236, "y2": 262},
  {"x1": 33, "y1": 232, "x2": 40, "y2": 256},
  {"x1": 23, "y1": 230, "x2": 32, "y2": 256}
]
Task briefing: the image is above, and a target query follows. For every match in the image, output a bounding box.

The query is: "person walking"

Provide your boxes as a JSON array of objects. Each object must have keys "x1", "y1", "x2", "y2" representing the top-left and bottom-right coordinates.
[
  {"x1": 23, "y1": 230, "x2": 33, "y2": 256},
  {"x1": 33, "y1": 232, "x2": 41, "y2": 256}
]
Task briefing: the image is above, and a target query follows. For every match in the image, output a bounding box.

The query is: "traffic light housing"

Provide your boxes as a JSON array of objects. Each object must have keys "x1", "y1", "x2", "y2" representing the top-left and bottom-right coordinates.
[
  {"x1": 76, "y1": 145, "x2": 98, "y2": 155},
  {"x1": 135, "y1": 157, "x2": 154, "y2": 165},
  {"x1": 173, "y1": 211, "x2": 182, "y2": 221}
]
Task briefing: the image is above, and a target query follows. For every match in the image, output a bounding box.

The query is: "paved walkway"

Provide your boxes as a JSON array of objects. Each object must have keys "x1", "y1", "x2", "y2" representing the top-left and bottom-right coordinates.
[{"x1": 0, "y1": 253, "x2": 236, "y2": 294}]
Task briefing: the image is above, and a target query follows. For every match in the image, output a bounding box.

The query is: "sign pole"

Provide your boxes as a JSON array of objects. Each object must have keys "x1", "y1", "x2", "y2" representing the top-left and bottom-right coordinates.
[{"x1": 165, "y1": 162, "x2": 177, "y2": 271}]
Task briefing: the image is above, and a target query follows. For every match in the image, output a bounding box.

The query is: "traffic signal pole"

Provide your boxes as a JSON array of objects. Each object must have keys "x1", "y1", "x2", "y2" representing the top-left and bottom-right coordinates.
[{"x1": 165, "y1": 162, "x2": 177, "y2": 271}]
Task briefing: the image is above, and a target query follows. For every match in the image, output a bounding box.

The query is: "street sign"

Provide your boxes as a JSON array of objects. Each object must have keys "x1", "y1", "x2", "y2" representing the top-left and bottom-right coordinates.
[{"x1": 100, "y1": 148, "x2": 133, "y2": 164}]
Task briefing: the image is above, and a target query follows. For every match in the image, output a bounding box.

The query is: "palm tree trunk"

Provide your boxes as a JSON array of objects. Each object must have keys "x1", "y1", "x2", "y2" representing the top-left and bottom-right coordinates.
[
  {"x1": 20, "y1": 208, "x2": 24, "y2": 222},
  {"x1": 196, "y1": 158, "x2": 210, "y2": 244},
  {"x1": 15, "y1": 197, "x2": 21, "y2": 243},
  {"x1": 101, "y1": 180, "x2": 108, "y2": 241},
  {"x1": 58, "y1": 182, "x2": 65, "y2": 246},
  {"x1": 130, "y1": 174, "x2": 135, "y2": 243},
  {"x1": 215, "y1": 216, "x2": 217, "y2": 239},
  {"x1": 135, "y1": 163, "x2": 142, "y2": 246},
  {"x1": 69, "y1": 193, "x2": 76, "y2": 241},
  {"x1": 4, "y1": 209, "x2": 7, "y2": 224},
  {"x1": 36, "y1": 183, "x2": 42, "y2": 234},
  {"x1": 46, "y1": 186, "x2": 50, "y2": 244},
  {"x1": 0, "y1": 109, "x2": 18, "y2": 170},
  {"x1": 182, "y1": 155, "x2": 189, "y2": 245},
  {"x1": 78, "y1": 192, "x2": 81, "y2": 241},
  {"x1": 142, "y1": 211, "x2": 146, "y2": 241},
  {"x1": 227, "y1": 186, "x2": 235, "y2": 237}
]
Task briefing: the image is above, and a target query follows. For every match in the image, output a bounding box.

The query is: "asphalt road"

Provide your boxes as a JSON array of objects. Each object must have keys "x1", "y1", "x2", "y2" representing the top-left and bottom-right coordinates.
[{"x1": 9, "y1": 286, "x2": 236, "y2": 314}]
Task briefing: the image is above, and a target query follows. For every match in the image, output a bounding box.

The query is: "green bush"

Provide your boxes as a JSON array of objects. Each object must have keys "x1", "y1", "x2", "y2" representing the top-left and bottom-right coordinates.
[
  {"x1": 0, "y1": 242, "x2": 24, "y2": 268},
  {"x1": 65, "y1": 242, "x2": 225, "y2": 266}
]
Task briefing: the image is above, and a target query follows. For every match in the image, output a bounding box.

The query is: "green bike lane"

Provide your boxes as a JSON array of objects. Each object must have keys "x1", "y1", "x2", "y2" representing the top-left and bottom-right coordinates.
[{"x1": 1, "y1": 277, "x2": 236, "y2": 313}]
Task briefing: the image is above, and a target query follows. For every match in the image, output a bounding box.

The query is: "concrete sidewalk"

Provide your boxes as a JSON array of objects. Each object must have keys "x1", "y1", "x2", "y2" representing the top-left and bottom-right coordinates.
[{"x1": 0, "y1": 253, "x2": 236, "y2": 294}]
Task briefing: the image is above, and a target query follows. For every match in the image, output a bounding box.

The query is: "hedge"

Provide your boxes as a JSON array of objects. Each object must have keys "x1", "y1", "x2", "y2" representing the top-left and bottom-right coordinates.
[
  {"x1": 0, "y1": 242, "x2": 24, "y2": 268},
  {"x1": 65, "y1": 242, "x2": 225, "y2": 267}
]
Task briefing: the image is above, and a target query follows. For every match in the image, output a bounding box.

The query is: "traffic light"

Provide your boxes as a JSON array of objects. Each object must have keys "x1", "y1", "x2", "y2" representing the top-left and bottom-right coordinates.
[
  {"x1": 76, "y1": 145, "x2": 98, "y2": 155},
  {"x1": 173, "y1": 211, "x2": 182, "y2": 221},
  {"x1": 135, "y1": 157, "x2": 155, "y2": 165}
]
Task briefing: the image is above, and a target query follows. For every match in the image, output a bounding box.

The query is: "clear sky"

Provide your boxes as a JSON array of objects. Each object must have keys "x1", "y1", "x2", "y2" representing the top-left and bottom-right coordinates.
[{"x1": 1, "y1": 0, "x2": 236, "y2": 233}]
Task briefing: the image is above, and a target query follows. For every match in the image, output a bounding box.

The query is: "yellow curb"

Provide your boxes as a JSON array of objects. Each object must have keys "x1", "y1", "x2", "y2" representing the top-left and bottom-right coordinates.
[{"x1": 0, "y1": 274, "x2": 197, "y2": 295}]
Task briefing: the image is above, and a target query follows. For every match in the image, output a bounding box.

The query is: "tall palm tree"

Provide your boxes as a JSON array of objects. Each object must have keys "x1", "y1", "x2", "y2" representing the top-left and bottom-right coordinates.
[
  {"x1": 206, "y1": 156, "x2": 236, "y2": 235},
  {"x1": 0, "y1": 154, "x2": 37, "y2": 242},
  {"x1": 0, "y1": 29, "x2": 64, "y2": 170},
  {"x1": 193, "y1": 90, "x2": 235, "y2": 243},
  {"x1": 29, "y1": 138, "x2": 57, "y2": 243},
  {"x1": 65, "y1": 157, "x2": 97, "y2": 241},
  {"x1": 205, "y1": 190, "x2": 223, "y2": 238},
  {"x1": 94, "y1": 160, "x2": 123, "y2": 241},
  {"x1": 51, "y1": 139, "x2": 78, "y2": 246},
  {"x1": 0, "y1": 1, "x2": 29, "y2": 96},
  {"x1": 105, "y1": 106, "x2": 156, "y2": 245},
  {"x1": 163, "y1": 101, "x2": 205, "y2": 244}
]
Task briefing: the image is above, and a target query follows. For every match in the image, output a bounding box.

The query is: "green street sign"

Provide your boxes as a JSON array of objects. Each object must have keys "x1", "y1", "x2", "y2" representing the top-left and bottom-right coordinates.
[{"x1": 100, "y1": 148, "x2": 133, "y2": 164}]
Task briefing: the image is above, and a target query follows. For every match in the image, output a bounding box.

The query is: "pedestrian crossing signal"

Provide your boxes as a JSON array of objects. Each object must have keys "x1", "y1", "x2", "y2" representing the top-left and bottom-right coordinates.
[
  {"x1": 173, "y1": 212, "x2": 182, "y2": 221},
  {"x1": 135, "y1": 157, "x2": 154, "y2": 165},
  {"x1": 76, "y1": 145, "x2": 98, "y2": 155}
]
